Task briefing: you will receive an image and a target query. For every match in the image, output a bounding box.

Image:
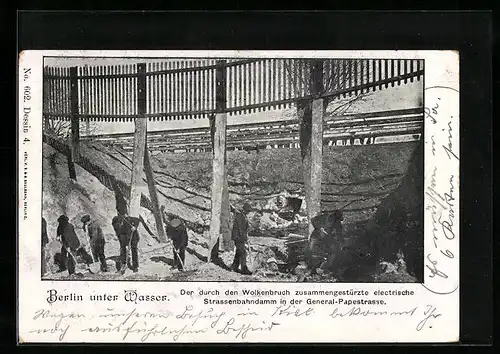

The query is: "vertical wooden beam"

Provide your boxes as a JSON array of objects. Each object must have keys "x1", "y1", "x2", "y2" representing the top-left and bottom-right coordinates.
[
  {"x1": 221, "y1": 149, "x2": 232, "y2": 251},
  {"x1": 69, "y1": 66, "x2": 80, "y2": 163},
  {"x1": 43, "y1": 68, "x2": 50, "y2": 131},
  {"x1": 208, "y1": 60, "x2": 228, "y2": 262},
  {"x1": 298, "y1": 98, "x2": 312, "y2": 233},
  {"x1": 299, "y1": 60, "x2": 325, "y2": 237},
  {"x1": 309, "y1": 60, "x2": 324, "y2": 236},
  {"x1": 143, "y1": 140, "x2": 166, "y2": 243},
  {"x1": 129, "y1": 63, "x2": 148, "y2": 218}
]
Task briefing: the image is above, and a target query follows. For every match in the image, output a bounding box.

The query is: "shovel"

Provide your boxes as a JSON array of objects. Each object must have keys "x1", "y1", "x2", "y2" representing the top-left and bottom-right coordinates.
[
  {"x1": 246, "y1": 240, "x2": 253, "y2": 267},
  {"x1": 172, "y1": 247, "x2": 185, "y2": 270},
  {"x1": 62, "y1": 245, "x2": 84, "y2": 277},
  {"x1": 86, "y1": 243, "x2": 101, "y2": 274}
]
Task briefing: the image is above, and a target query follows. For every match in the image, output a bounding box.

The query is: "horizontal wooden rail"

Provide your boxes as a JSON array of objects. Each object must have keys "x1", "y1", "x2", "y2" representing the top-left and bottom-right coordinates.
[{"x1": 44, "y1": 58, "x2": 424, "y2": 122}]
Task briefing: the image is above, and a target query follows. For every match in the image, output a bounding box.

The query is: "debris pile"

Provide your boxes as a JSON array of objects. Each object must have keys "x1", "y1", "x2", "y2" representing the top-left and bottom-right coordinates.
[{"x1": 284, "y1": 233, "x2": 308, "y2": 265}]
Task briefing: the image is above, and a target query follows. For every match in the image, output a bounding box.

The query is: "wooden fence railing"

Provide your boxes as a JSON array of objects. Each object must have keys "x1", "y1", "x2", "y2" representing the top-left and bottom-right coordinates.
[{"x1": 43, "y1": 58, "x2": 424, "y2": 122}]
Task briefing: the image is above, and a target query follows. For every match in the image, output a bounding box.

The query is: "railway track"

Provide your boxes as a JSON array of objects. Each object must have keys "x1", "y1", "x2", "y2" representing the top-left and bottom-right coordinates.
[{"x1": 82, "y1": 108, "x2": 423, "y2": 153}]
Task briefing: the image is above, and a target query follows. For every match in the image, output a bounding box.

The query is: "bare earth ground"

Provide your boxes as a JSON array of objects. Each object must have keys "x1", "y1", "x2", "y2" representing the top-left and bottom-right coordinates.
[{"x1": 42, "y1": 140, "x2": 418, "y2": 282}]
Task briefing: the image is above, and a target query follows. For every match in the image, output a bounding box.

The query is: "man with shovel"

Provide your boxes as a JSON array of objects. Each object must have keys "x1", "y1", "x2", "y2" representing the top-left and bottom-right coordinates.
[
  {"x1": 166, "y1": 218, "x2": 188, "y2": 271},
  {"x1": 81, "y1": 215, "x2": 108, "y2": 273},
  {"x1": 112, "y1": 215, "x2": 141, "y2": 274},
  {"x1": 56, "y1": 215, "x2": 80, "y2": 276}
]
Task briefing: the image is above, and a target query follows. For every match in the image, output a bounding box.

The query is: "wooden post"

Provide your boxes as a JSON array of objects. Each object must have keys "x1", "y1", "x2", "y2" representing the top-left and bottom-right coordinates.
[
  {"x1": 129, "y1": 63, "x2": 148, "y2": 218},
  {"x1": 43, "y1": 69, "x2": 49, "y2": 132},
  {"x1": 298, "y1": 99, "x2": 312, "y2": 233},
  {"x1": 208, "y1": 60, "x2": 228, "y2": 262},
  {"x1": 43, "y1": 73, "x2": 49, "y2": 131},
  {"x1": 221, "y1": 152, "x2": 233, "y2": 251},
  {"x1": 44, "y1": 115, "x2": 49, "y2": 132},
  {"x1": 299, "y1": 60, "x2": 325, "y2": 237},
  {"x1": 309, "y1": 60, "x2": 324, "y2": 236},
  {"x1": 69, "y1": 66, "x2": 80, "y2": 163},
  {"x1": 143, "y1": 139, "x2": 166, "y2": 243},
  {"x1": 67, "y1": 153, "x2": 77, "y2": 180}
]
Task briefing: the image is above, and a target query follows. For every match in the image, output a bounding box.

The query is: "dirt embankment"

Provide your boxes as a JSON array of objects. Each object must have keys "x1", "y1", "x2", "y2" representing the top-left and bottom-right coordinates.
[
  {"x1": 42, "y1": 137, "x2": 419, "y2": 282},
  {"x1": 74, "y1": 138, "x2": 416, "y2": 238}
]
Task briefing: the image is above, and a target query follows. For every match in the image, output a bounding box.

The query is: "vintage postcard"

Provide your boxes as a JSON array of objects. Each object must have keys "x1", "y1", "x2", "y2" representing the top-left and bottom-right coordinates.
[{"x1": 17, "y1": 50, "x2": 459, "y2": 343}]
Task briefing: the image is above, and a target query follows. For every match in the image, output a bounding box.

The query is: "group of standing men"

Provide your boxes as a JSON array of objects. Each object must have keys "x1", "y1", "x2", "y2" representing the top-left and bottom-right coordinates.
[
  {"x1": 40, "y1": 210, "x2": 141, "y2": 276},
  {"x1": 41, "y1": 208, "x2": 191, "y2": 276},
  {"x1": 41, "y1": 201, "x2": 255, "y2": 277},
  {"x1": 44, "y1": 214, "x2": 110, "y2": 275}
]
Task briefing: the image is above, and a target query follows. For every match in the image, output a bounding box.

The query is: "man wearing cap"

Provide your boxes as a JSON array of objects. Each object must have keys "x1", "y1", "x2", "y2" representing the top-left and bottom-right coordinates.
[
  {"x1": 56, "y1": 215, "x2": 81, "y2": 275},
  {"x1": 166, "y1": 218, "x2": 189, "y2": 271},
  {"x1": 230, "y1": 202, "x2": 252, "y2": 275},
  {"x1": 81, "y1": 215, "x2": 108, "y2": 272},
  {"x1": 112, "y1": 215, "x2": 141, "y2": 273}
]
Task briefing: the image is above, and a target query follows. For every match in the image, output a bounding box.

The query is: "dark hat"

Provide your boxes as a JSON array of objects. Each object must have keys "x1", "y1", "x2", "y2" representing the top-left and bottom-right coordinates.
[
  {"x1": 242, "y1": 202, "x2": 252, "y2": 213},
  {"x1": 334, "y1": 210, "x2": 344, "y2": 221},
  {"x1": 80, "y1": 214, "x2": 91, "y2": 223},
  {"x1": 57, "y1": 215, "x2": 69, "y2": 223},
  {"x1": 170, "y1": 219, "x2": 182, "y2": 228}
]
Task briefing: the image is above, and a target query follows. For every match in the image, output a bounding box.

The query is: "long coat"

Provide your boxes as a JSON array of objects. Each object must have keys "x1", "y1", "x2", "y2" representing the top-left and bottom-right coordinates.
[
  {"x1": 231, "y1": 211, "x2": 249, "y2": 243},
  {"x1": 57, "y1": 221, "x2": 80, "y2": 251},
  {"x1": 112, "y1": 215, "x2": 140, "y2": 247},
  {"x1": 166, "y1": 221, "x2": 188, "y2": 249},
  {"x1": 87, "y1": 220, "x2": 105, "y2": 249},
  {"x1": 304, "y1": 212, "x2": 342, "y2": 269},
  {"x1": 42, "y1": 218, "x2": 49, "y2": 248},
  {"x1": 112, "y1": 216, "x2": 140, "y2": 236}
]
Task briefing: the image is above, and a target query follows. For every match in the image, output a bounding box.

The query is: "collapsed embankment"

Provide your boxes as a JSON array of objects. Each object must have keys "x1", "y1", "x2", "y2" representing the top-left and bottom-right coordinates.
[{"x1": 42, "y1": 135, "x2": 419, "y2": 282}]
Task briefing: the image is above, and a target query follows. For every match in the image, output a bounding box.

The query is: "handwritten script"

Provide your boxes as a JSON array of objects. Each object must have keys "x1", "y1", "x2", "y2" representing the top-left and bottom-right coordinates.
[
  {"x1": 28, "y1": 306, "x2": 281, "y2": 342},
  {"x1": 28, "y1": 301, "x2": 446, "y2": 342},
  {"x1": 423, "y1": 86, "x2": 459, "y2": 296}
]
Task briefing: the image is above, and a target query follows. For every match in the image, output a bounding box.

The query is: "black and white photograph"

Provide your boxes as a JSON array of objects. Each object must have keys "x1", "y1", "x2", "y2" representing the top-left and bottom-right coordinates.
[{"x1": 41, "y1": 56, "x2": 424, "y2": 283}]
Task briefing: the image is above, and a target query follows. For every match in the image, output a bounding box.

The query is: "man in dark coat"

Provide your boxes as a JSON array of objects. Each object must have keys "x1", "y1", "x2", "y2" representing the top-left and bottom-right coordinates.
[
  {"x1": 321, "y1": 210, "x2": 344, "y2": 271},
  {"x1": 230, "y1": 202, "x2": 252, "y2": 275},
  {"x1": 56, "y1": 215, "x2": 81, "y2": 275},
  {"x1": 332, "y1": 210, "x2": 344, "y2": 246},
  {"x1": 166, "y1": 218, "x2": 189, "y2": 271},
  {"x1": 112, "y1": 215, "x2": 140, "y2": 273},
  {"x1": 304, "y1": 210, "x2": 344, "y2": 275},
  {"x1": 81, "y1": 215, "x2": 108, "y2": 272},
  {"x1": 113, "y1": 181, "x2": 129, "y2": 217},
  {"x1": 41, "y1": 217, "x2": 49, "y2": 277}
]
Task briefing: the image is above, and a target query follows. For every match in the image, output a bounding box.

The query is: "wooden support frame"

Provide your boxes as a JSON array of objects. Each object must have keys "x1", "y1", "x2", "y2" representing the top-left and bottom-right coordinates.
[
  {"x1": 309, "y1": 97, "x2": 324, "y2": 234},
  {"x1": 208, "y1": 60, "x2": 229, "y2": 262},
  {"x1": 298, "y1": 99, "x2": 312, "y2": 234},
  {"x1": 221, "y1": 152, "x2": 233, "y2": 251},
  {"x1": 143, "y1": 139, "x2": 167, "y2": 243},
  {"x1": 129, "y1": 63, "x2": 148, "y2": 218},
  {"x1": 299, "y1": 60, "x2": 325, "y2": 237},
  {"x1": 69, "y1": 66, "x2": 80, "y2": 164}
]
